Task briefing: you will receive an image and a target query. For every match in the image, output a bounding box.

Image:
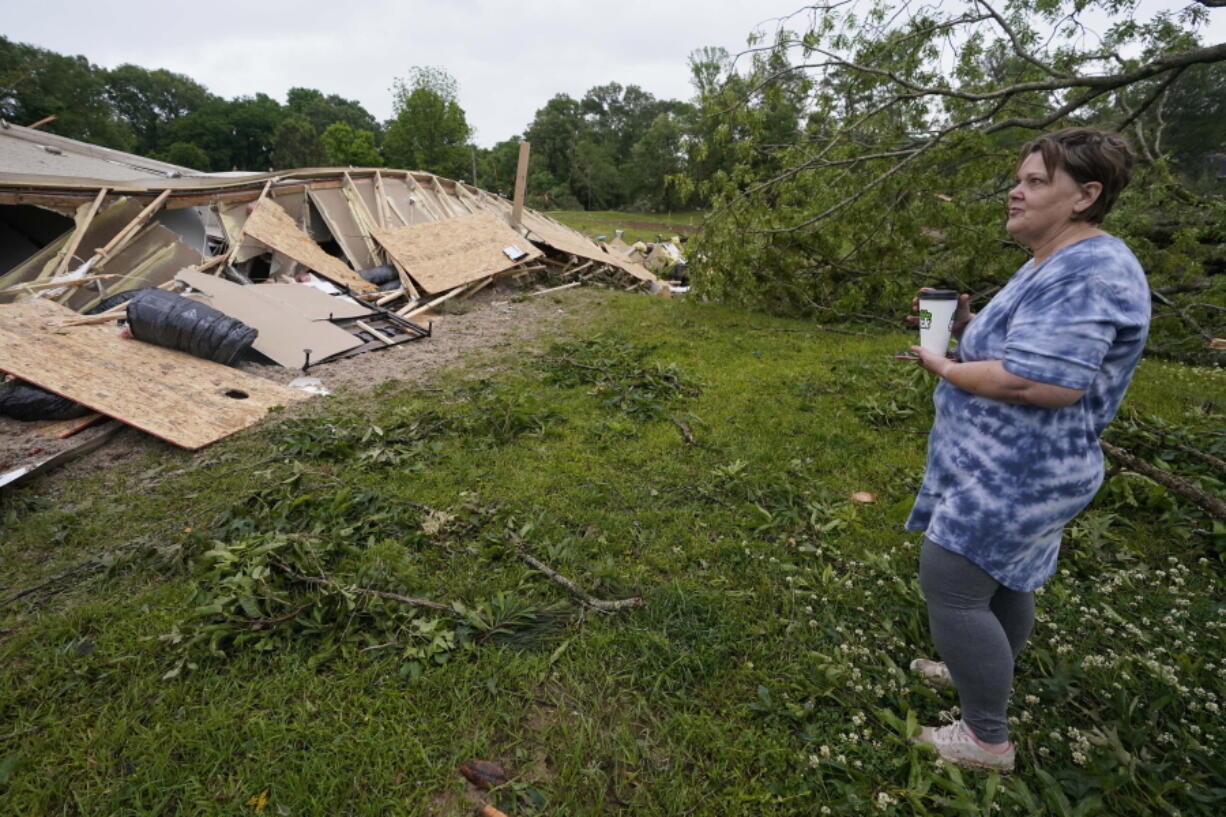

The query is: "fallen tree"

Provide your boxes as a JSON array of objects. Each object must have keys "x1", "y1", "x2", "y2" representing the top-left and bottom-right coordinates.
[{"x1": 687, "y1": 0, "x2": 1225, "y2": 362}]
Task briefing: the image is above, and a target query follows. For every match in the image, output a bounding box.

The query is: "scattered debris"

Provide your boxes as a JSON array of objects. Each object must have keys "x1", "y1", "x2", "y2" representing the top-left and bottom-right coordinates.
[
  {"x1": 0, "y1": 124, "x2": 664, "y2": 479},
  {"x1": 458, "y1": 760, "x2": 509, "y2": 790}
]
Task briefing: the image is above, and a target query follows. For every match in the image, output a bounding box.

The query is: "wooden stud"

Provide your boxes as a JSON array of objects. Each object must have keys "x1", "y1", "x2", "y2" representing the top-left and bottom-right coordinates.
[
  {"x1": 373, "y1": 171, "x2": 390, "y2": 229},
  {"x1": 194, "y1": 254, "x2": 228, "y2": 274},
  {"x1": 49, "y1": 188, "x2": 109, "y2": 281},
  {"x1": 0, "y1": 274, "x2": 118, "y2": 297},
  {"x1": 398, "y1": 284, "x2": 469, "y2": 318},
  {"x1": 528, "y1": 281, "x2": 582, "y2": 297},
  {"x1": 342, "y1": 172, "x2": 385, "y2": 265},
  {"x1": 354, "y1": 319, "x2": 394, "y2": 346},
  {"x1": 429, "y1": 176, "x2": 460, "y2": 218},
  {"x1": 92, "y1": 189, "x2": 171, "y2": 266},
  {"x1": 401, "y1": 173, "x2": 438, "y2": 220},
  {"x1": 511, "y1": 141, "x2": 530, "y2": 229},
  {"x1": 52, "y1": 303, "x2": 128, "y2": 327},
  {"x1": 458, "y1": 276, "x2": 493, "y2": 301}
]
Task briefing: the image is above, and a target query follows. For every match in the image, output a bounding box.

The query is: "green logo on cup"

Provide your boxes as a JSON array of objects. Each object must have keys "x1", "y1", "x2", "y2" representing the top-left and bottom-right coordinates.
[{"x1": 919, "y1": 309, "x2": 932, "y2": 330}]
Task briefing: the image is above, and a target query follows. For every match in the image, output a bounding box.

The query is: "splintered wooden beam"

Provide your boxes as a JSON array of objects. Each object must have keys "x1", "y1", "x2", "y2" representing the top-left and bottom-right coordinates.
[
  {"x1": 398, "y1": 284, "x2": 469, "y2": 318},
  {"x1": 373, "y1": 171, "x2": 390, "y2": 228},
  {"x1": 0, "y1": 274, "x2": 118, "y2": 297},
  {"x1": 49, "y1": 188, "x2": 109, "y2": 281},
  {"x1": 92, "y1": 189, "x2": 171, "y2": 267}
]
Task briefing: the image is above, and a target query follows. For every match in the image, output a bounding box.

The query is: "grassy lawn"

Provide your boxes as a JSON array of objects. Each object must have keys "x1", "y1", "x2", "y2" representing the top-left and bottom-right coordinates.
[
  {"x1": 548, "y1": 211, "x2": 706, "y2": 244},
  {"x1": 2, "y1": 291, "x2": 1223, "y2": 816}
]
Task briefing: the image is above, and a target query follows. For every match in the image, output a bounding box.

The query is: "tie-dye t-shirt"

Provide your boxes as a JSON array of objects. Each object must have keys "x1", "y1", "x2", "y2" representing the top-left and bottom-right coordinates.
[{"x1": 906, "y1": 235, "x2": 1150, "y2": 591}]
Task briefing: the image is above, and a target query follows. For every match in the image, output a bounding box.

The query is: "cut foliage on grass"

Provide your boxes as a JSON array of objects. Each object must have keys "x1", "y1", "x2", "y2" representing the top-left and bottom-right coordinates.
[{"x1": 1, "y1": 293, "x2": 1223, "y2": 816}]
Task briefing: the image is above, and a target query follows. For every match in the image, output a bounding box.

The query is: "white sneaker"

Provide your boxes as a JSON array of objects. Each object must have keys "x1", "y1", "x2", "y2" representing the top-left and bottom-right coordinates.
[
  {"x1": 913, "y1": 720, "x2": 1015, "y2": 772},
  {"x1": 910, "y1": 658, "x2": 954, "y2": 689}
]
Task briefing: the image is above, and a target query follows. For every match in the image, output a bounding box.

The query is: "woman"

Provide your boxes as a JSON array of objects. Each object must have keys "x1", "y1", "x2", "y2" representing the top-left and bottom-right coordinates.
[{"x1": 904, "y1": 128, "x2": 1151, "y2": 772}]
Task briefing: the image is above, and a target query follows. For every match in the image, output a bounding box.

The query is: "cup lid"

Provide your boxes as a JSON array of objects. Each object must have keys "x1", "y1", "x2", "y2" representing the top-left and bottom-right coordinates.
[{"x1": 919, "y1": 289, "x2": 958, "y2": 300}]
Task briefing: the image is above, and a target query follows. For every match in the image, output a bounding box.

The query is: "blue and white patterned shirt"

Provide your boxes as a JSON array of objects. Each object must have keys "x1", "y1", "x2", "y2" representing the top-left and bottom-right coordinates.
[{"x1": 906, "y1": 235, "x2": 1150, "y2": 591}]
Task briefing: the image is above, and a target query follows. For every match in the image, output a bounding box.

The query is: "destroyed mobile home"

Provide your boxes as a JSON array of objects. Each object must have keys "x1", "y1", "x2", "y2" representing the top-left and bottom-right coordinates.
[{"x1": 0, "y1": 122, "x2": 675, "y2": 486}]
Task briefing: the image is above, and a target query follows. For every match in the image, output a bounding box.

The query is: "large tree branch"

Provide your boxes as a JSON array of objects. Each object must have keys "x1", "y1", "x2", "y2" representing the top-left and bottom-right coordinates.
[
  {"x1": 1100, "y1": 441, "x2": 1226, "y2": 522},
  {"x1": 750, "y1": 97, "x2": 1012, "y2": 233},
  {"x1": 975, "y1": 0, "x2": 1073, "y2": 79},
  {"x1": 794, "y1": 41, "x2": 1226, "y2": 103},
  {"x1": 1114, "y1": 65, "x2": 1185, "y2": 136}
]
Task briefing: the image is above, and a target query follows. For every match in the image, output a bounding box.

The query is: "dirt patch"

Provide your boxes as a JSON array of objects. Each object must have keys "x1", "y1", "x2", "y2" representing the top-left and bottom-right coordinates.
[{"x1": 0, "y1": 282, "x2": 606, "y2": 485}]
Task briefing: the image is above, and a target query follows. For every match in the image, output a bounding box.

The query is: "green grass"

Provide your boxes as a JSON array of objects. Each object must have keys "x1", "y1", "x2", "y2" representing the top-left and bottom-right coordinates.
[
  {"x1": 548, "y1": 210, "x2": 706, "y2": 244},
  {"x1": 2, "y1": 292, "x2": 1223, "y2": 816}
]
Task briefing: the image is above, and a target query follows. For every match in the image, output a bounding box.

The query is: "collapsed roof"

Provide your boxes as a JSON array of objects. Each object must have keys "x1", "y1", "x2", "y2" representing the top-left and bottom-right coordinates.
[{"x1": 0, "y1": 122, "x2": 658, "y2": 461}]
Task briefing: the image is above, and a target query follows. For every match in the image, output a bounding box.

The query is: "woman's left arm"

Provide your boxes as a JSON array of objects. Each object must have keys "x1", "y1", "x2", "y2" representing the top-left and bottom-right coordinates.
[{"x1": 910, "y1": 347, "x2": 1085, "y2": 408}]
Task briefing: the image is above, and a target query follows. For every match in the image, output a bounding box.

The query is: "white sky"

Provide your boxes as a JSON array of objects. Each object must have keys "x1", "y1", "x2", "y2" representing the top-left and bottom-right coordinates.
[{"x1": 3, "y1": 0, "x2": 1223, "y2": 148}]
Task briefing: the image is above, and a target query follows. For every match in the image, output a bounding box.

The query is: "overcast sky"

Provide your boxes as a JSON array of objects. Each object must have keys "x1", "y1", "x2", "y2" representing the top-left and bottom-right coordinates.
[{"x1": 5, "y1": 1, "x2": 1223, "y2": 148}]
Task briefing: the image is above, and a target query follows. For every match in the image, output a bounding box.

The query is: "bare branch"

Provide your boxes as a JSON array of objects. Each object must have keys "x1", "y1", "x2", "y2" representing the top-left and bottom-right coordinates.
[
  {"x1": 754, "y1": 98, "x2": 1012, "y2": 233},
  {"x1": 818, "y1": 41, "x2": 1226, "y2": 103},
  {"x1": 515, "y1": 549, "x2": 644, "y2": 613},
  {"x1": 975, "y1": 0, "x2": 1073, "y2": 78},
  {"x1": 1151, "y1": 287, "x2": 1214, "y2": 341},
  {"x1": 1114, "y1": 66, "x2": 1186, "y2": 133},
  {"x1": 1100, "y1": 441, "x2": 1226, "y2": 522}
]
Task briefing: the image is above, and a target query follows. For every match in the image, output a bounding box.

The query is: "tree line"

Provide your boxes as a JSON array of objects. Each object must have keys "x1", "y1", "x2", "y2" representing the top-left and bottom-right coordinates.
[{"x1": 0, "y1": 37, "x2": 726, "y2": 212}]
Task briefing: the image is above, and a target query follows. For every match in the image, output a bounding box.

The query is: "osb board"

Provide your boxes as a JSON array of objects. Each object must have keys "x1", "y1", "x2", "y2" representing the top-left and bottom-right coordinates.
[
  {"x1": 606, "y1": 236, "x2": 635, "y2": 256},
  {"x1": 0, "y1": 299, "x2": 308, "y2": 449},
  {"x1": 250, "y1": 283, "x2": 374, "y2": 320},
  {"x1": 0, "y1": 198, "x2": 142, "y2": 294},
  {"x1": 243, "y1": 199, "x2": 374, "y2": 293},
  {"x1": 66, "y1": 224, "x2": 202, "y2": 312},
  {"x1": 307, "y1": 187, "x2": 377, "y2": 270},
  {"x1": 519, "y1": 210, "x2": 657, "y2": 283},
  {"x1": 177, "y1": 270, "x2": 362, "y2": 368},
  {"x1": 217, "y1": 199, "x2": 267, "y2": 264},
  {"x1": 372, "y1": 212, "x2": 543, "y2": 295}
]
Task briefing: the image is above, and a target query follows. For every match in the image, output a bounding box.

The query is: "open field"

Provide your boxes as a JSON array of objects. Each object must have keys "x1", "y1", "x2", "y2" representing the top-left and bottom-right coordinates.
[
  {"x1": 2, "y1": 290, "x2": 1223, "y2": 815},
  {"x1": 547, "y1": 211, "x2": 706, "y2": 245}
]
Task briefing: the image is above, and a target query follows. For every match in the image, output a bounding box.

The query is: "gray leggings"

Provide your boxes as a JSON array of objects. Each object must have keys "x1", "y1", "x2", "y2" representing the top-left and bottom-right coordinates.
[{"x1": 919, "y1": 538, "x2": 1035, "y2": 743}]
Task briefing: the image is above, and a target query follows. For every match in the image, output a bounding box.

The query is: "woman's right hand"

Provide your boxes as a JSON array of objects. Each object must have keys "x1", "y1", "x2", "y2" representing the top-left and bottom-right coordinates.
[{"x1": 908, "y1": 290, "x2": 975, "y2": 338}]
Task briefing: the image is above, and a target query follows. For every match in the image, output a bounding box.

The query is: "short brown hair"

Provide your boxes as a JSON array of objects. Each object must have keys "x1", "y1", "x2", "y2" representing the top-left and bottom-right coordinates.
[{"x1": 1019, "y1": 128, "x2": 1135, "y2": 225}]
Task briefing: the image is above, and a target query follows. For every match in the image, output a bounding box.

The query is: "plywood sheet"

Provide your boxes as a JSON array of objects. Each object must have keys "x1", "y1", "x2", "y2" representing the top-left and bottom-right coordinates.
[
  {"x1": 177, "y1": 270, "x2": 363, "y2": 368},
  {"x1": 0, "y1": 299, "x2": 308, "y2": 449},
  {"x1": 372, "y1": 212, "x2": 543, "y2": 294},
  {"x1": 217, "y1": 199, "x2": 266, "y2": 264},
  {"x1": 520, "y1": 210, "x2": 656, "y2": 283},
  {"x1": 250, "y1": 283, "x2": 374, "y2": 320},
  {"x1": 243, "y1": 199, "x2": 374, "y2": 293},
  {"x1": 307, "y1": 187, "x2": 377, "y2": 270}
]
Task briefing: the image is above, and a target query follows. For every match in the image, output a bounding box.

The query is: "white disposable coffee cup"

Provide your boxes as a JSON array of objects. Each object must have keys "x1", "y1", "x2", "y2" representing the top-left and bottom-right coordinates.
[{"x1": 918, "y1": 289, "x2": 959, "y2": 356}]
